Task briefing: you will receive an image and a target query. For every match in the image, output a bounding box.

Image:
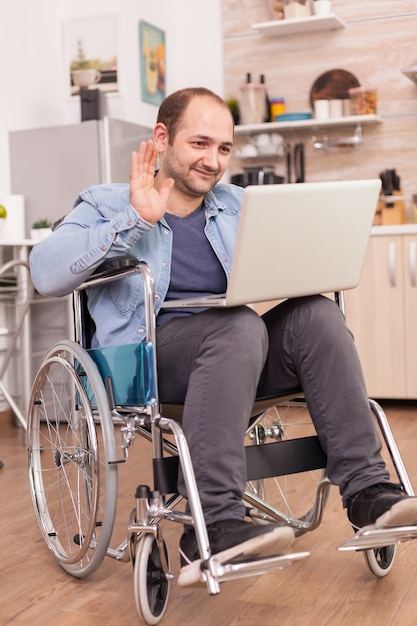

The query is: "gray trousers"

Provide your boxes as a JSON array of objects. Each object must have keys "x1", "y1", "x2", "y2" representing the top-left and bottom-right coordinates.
[{"x1": 156, "y1": 295, "x2": 389, "y2": 525}]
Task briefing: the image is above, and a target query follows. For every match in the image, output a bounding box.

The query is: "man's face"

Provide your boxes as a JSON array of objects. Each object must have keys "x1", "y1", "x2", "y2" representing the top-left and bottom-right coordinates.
[{"x1": 159, "y1": 96, "x2": 234, "y2": 197}]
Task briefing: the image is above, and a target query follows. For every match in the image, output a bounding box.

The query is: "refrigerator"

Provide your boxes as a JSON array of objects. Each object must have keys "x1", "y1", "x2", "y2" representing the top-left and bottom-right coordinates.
[
  {"x1": 8, "y1": 117, "x2": 152, "y2": 393},
  {"x1": 9, "y1": 116, "x2": 152, "y2": 236}
]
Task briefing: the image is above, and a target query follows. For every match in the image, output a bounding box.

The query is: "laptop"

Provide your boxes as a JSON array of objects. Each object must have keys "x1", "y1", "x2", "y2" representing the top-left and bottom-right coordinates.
[{"x1": 161, "y1": 179, "x2": 381, "y2": 309}]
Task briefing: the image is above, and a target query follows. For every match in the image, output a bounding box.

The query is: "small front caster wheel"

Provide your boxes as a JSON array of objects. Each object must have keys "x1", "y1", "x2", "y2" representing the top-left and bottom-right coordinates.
[
  {"x1": 134, "y1": 535, "x2": 171, "y2": 625},
  {"x1": 364, "y1": 544, "x2": 396, "y2": 577}
]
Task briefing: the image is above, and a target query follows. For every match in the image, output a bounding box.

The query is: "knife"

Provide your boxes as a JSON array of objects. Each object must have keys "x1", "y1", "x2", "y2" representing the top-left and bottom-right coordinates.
[{"x1": 294, "y1": 142, "x2": 305, "y2": 183}]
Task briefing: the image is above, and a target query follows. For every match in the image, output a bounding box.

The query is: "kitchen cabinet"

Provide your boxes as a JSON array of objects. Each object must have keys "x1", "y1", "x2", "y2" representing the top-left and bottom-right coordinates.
[
  {"x1": 344, "y1": 227, "x2": 417, "y2": 399},
  {"x1": 252, "y1": 14, "x2": 345, "y2": 37}
]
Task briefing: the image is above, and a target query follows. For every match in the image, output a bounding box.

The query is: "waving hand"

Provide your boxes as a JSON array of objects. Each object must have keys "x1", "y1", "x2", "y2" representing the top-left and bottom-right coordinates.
[{"x1": 130, "y1": 139, "x2": 174, "y2": 224}]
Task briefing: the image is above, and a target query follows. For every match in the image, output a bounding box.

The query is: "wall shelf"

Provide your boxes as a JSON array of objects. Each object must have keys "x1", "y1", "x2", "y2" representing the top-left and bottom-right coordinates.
[
  {"x1": 252, "y1": 14, "x2": 345, "y2": 38},
  {"x1": 234, "y1": 114, "x2": 382, "y2": 136},
  {"x1": 401, "y1": 64, "x2": 417, "y2": 85}
]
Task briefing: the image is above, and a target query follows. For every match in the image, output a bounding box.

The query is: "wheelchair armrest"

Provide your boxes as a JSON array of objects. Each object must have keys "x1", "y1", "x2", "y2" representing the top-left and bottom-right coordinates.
[
  {"x1": 77, "y1": 255, "x2": 144, "y2": 291},
  {"x1": 75, "y1": 254, "x2": 156, "y2": 347},
  {"x1": 89, "y1": 255, "x2": 141, "y2": 280}
]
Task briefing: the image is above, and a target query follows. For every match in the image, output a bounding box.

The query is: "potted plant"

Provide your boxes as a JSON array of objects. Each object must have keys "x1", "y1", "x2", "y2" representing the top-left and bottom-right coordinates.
[
  {"x1": 0, "y1": 204, "x2": 7, "y2": 238},
  {"x1": 31, "y1": 218, "x2": 53, "y2": 242},
  {"x1": 225, "y1": 97, "x2": 240, "y2": 125}
]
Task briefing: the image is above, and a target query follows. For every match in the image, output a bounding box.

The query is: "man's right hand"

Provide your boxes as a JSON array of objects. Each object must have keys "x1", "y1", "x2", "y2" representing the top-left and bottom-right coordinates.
[{"x1": 130, "y1": 139, "x2": 174, "y2": 224}]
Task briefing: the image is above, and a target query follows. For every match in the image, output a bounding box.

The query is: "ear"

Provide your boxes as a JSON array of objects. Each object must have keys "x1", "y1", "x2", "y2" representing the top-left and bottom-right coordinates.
[{"x1": 154, "y1": 122, "x2": 168, "y2": 151}]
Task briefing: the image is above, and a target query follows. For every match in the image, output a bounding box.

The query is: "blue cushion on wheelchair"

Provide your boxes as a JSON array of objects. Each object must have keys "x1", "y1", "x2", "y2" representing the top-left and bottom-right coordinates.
[{"x1": 88, "y1": 342, "x2": 157, "y2": 406}]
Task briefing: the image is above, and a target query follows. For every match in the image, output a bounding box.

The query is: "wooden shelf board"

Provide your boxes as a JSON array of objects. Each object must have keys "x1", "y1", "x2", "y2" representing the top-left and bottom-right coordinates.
[
  {"x1": 252, "y1": 14, "x2": 346, "y2": 38},
  {"x1": 234, "y1": 115, "x2": 382, "y2": 135}
]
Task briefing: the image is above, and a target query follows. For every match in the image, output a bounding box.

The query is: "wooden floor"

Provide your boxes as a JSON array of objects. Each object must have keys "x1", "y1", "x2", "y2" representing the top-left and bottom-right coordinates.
[{"x1": 2, "y1": 402, "x2": 417, "y2": 625}]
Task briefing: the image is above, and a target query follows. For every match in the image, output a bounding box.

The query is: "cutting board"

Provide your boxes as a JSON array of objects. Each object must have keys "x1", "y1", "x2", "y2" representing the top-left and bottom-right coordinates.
[{"x1": 309, "y1": 69, "x2": 360, "y2": 108}]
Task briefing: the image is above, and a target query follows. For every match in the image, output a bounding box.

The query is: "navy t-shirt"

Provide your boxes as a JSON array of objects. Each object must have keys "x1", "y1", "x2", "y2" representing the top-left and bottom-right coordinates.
[{"x1": 157, "y1": 205, "x2": 227, "y2": 325}]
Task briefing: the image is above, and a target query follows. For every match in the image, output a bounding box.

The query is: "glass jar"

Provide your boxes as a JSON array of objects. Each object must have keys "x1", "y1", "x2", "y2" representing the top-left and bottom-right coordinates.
[{"x1": 348, "y1": 87, "x2": 378, "y2": 115}]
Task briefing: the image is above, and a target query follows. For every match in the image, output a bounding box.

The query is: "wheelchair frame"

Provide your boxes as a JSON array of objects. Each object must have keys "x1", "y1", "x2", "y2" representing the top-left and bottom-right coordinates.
[{"x1": 26, "y1": 255, "x2": 416, "y2": 624}]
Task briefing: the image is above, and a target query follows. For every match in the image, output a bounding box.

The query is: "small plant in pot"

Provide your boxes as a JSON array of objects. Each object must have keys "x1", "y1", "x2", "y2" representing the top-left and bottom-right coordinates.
[
  {"x1": 31, "y1": 218, "x2": 53, "y2": 242},
  {"x1": 0, "y1": 204, "x2": 7, "y2": 238},
  {"x1": 225, "y1": 98, "x2": 240, "y2": 125}
]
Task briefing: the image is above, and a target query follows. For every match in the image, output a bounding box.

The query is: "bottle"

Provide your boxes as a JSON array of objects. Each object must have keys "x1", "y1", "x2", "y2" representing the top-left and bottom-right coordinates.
[
  {"x1": 269, "y1": 97, "x2": 286, "y2": 121},
  {"x1": 259, "y1": 74, "x2": 270, "y2": 123},
  {"x1": 238, "y1": 73, "x2": 268, "y2": 125}
]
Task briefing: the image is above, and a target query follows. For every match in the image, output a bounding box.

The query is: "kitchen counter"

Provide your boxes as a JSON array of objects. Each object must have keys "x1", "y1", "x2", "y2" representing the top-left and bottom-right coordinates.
[{"x1": 371, "y1": 224, "x2": 417, "y2": 236}]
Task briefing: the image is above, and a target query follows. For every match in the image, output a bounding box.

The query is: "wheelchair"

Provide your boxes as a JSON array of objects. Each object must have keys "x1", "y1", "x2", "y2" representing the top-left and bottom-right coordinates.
[{"x1": 26, "y1": 255, "x2": 417, "y2": 624}]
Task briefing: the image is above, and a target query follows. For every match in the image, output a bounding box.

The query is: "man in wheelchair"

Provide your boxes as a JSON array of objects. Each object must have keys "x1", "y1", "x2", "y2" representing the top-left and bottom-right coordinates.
[{"x1": 30, "y1": 87, "x2": 417, "y2": 575}]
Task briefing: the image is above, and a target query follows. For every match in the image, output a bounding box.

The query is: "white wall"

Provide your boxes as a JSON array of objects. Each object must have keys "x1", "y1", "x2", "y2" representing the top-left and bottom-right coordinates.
[{"x1": 0, "y1": 0, "x2": 223, "y2": 192}]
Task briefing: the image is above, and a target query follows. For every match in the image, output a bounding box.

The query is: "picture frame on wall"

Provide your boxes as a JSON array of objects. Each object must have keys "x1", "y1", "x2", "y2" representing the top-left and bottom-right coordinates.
[
  {"x1": 139, "y1": 20, "x2": 166, "y2": 106},
  {"x1": 63, "y1": 14, "x2": 119, "y2": 97}
]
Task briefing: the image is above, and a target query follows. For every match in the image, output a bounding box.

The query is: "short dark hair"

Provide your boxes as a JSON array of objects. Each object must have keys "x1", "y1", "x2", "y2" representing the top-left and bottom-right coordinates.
[{"x1": 157, "y1": 87, "x2": 233, "y2": 144}]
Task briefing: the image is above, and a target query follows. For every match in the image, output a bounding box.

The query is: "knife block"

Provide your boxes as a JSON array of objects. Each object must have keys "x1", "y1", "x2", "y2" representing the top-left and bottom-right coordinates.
[{"x1": 373, "y1": 190, "x2": 406, "y2": 225}]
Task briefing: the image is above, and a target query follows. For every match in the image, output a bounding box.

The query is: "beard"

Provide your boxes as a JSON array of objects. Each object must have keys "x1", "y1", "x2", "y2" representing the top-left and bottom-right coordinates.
[{"x1": 161, "y1": 149, "x2": 222, "y2": 197}]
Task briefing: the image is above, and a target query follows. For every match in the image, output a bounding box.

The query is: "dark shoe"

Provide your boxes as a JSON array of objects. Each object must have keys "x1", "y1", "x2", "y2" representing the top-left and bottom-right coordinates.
[
  {"x1": 347, "y1": 482, "x2": 417, "y2": 530},
  {"x1": 178, "y1": 519, "x2": 295, "y2": 586}
]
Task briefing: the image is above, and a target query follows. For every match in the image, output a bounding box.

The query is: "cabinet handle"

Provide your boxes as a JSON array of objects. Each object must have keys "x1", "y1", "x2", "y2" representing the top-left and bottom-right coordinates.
[
  {"x1": 409, "y1": 240, "x2": 417, "y2": 287},
  {"x1": 388, "y1": 241, "x2": 396, "y2": 287}
]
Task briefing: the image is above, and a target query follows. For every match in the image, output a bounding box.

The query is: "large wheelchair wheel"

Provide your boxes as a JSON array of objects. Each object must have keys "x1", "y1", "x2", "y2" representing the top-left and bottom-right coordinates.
[
  {"x1": 245, "y1": 396, "x2": 330, "y2": 532},
  {"x1": 134, "y1": 534, "x2": 171, "y2": 625},
  {"x1": 27, "y1": 340, "x2": 118, "y2": 578}
]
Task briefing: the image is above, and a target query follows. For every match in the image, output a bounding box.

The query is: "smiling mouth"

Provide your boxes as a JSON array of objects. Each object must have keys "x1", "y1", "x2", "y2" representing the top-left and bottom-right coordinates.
[{"x1": 194, "y1": 167, "x2": 218, "y2": 178}]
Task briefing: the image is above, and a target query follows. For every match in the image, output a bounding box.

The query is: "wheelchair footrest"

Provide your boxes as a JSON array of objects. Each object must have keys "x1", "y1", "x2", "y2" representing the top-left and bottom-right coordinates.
[
  {"x1": 338, "y1": 525, "x2": 417, "y2": 551},
  {"x1": 178, "y1": 551, "x2": 310, "y2": 587}
]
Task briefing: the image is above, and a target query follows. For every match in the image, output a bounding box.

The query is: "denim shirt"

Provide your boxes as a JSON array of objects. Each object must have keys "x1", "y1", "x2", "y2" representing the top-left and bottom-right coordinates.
[{"x1": 29, "y1": 182, "x2": 244, "y2": 347}]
